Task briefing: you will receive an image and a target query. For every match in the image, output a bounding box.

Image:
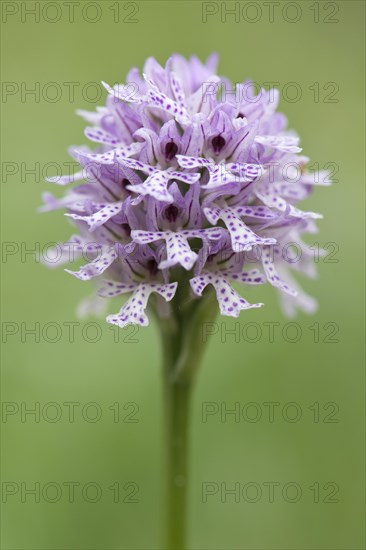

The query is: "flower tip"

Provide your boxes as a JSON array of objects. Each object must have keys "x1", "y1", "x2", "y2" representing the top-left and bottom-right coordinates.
[{"x1": 101, "y1": 80, "x2": 111, "y2": 92}]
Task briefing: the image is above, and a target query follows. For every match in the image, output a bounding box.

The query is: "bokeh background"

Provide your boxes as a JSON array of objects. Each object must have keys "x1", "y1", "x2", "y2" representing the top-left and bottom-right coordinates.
[{"x1": 1, "y1": 1, "x2": 365, "y2": 548}]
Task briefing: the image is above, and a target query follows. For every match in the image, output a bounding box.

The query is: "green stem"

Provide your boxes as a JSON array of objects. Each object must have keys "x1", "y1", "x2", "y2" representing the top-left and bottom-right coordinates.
[
  {"x1": 160, "y1": 287, "x2": 218, "y2": 549},
  {"x1": 163, "y1": 378, "x2": 191, "y2": 549}
]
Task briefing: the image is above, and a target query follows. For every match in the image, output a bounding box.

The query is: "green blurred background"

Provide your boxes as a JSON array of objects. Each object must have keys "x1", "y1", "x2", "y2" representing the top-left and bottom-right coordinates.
[{"x1": 1, "y1": 1, "x2": 365, "y2": 548}]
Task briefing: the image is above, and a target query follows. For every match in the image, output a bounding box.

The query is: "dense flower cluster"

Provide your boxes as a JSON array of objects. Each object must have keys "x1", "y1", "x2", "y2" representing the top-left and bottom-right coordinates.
[{"x1": 42, "y1": 54, "x2": 330, "y2": 327}]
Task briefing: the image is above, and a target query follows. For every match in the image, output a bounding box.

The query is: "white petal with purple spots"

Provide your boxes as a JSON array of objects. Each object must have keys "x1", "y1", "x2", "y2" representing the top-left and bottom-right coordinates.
[
  {"x1": 65, "y1": 201, "x2": 124, "y2": 232},
  {"x1": 131, "y1": 230, "x2": 197, "y2": 270},
  {"x1": 159, "y1": 234, "x2": 197, "y2": 270},
  {"x1": 126, "y1": 167, "x2": 199, "y2": 203},
  {"x1": 127, "y1": 172, "x2": 174, "y2": 203},
  {"x1": 261, "y1": 247, "x2": 297, "y2": 296},
  {"x1": 84, "y1": 127, "x2": 121, "y2": 146},
  {"x1": 106, "y1": 282, "x2": 178, "y2": 328},
  {"x1": 169, "y1": 71, "x2": 186, "y2": 110},
  {"x1": 176, "y1": 155, "x2": 214, "y2": 170},
  {"x1": 256, "y1": 190, "x2": 322, "y2": 219},
  {"x1": 204, "y1": 207, "x2": 276, "y2": 251},
  {"x1": 232, "y1": 206, "x2": 279, "y2": 221},
  {"x1": 146, "y1": 89, "x2": 191, "y2": 126},
  {"x1": 223, "y1": 269, "x2": 266, "y2": 285},
  {"x1": 80, "y1": 143, "x2": 142, "y2": 165},
  {"x1": 65, "y1": 247, "x2": 117, "y2": 281},
  {"x1": 190, "y1": 273, "x2": 263, "y2": 316},
  {"x1": 99, "y1": 281, "x2": 140, "y2": 297}
]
